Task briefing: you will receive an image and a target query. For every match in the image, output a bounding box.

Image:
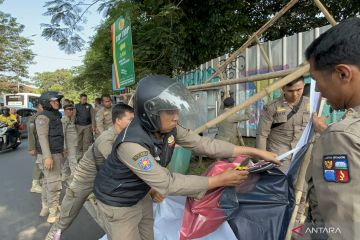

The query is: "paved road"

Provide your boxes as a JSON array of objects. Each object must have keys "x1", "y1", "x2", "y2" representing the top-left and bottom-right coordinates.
[{"x1": 0, "y1": 139, "x2": 104, "y2": 240}]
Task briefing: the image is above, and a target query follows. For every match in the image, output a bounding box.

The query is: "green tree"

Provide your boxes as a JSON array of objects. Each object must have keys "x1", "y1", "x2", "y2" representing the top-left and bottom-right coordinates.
[
  {"x1": 32, "y1": 68, "x2": 100, "y2": 102},
  {"x1": 0, "y1": 5, "x2": 34, "y2": 86},
  {"x1": 42, "y1": 0, "x2": 360, "y2": 92},
  {"x1": 72, "y1": 46, "x2": 114, "y2": 94},
  {"x1": 32, "y1": 68, "x2": 73, "y2": 91}
]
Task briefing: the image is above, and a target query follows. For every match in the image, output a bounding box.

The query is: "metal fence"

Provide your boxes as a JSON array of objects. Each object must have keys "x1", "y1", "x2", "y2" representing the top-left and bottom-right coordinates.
[{"x1": 176, "y1": 24, "x2": 344, "y2": 137}]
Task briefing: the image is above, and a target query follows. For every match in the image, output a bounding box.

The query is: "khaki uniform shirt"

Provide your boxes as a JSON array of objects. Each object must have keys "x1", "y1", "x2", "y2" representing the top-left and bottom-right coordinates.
[
  {"x1": 28, "y1": 113, "x2": 39, "y2": 151},
  {"x1": 35, "y1": 115, "x2": 54, "y2": 159},
  {"x1": 256, "y1": 95, "x2": 310, "y2": 155},
  {"x1": 93, "y1": 126, "x2": 117, "y2": 166},
  {"x1": 116, "y1": 125, "x2": 236, "y2": 198},
  {"x1": 71, "y1": 127, "x2": 117, "y2": 191},
  {"x1": 61, "y1": 115, "x2": 78, "y2": 148},
  {"x1": 216, "y1": 108, "x2": 250, "y2": 145},
  {"x1": 95, "y1": 106, "x2": 113, "y2": 134},
  {"x1": 94, "y1": 105, "x2": 101, "y2": 116},
  {"x1": 306, "y1": 105, "x2": 360, "y2": 239}
]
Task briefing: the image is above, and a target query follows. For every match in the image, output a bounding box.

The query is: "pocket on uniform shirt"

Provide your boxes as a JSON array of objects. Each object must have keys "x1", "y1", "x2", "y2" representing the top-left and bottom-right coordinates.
[
  {"x1": 302, "y1": 113, "x2": 310, "y2": 127},
  {"x1": 273, "y1": 113, "x2": 287, "y2": 124}
]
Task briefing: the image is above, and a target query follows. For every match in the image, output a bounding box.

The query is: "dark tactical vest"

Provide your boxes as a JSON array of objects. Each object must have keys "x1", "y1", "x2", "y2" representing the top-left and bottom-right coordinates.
[
  {"x1": 35, "y1": 110, "x2": 64, "y2": 154},
  {"x1": 75, "y1": 103, "x2": 92, "y2": 126},
  {"x1": 94, "y1": 118, "x2": 177, "y2": 207}
]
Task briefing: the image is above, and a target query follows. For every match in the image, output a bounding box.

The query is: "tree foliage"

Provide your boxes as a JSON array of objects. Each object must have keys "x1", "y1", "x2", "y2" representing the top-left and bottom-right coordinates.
[
  {"x1": 0, "y1": 7, "x2": 34, "y2": 85},
  {"x1": 31, "y1": 68, "x2": 99, "y2": 101},
  {"x1": 33, "y1": 68, "x2": 73, "y2": 91},
  {"x1": 42, "y1": 0, "x2": 360, "y2": 93}
]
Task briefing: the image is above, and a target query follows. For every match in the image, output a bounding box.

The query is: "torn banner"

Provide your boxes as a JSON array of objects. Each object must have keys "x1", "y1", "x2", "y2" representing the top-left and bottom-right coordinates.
[
  {"x1": 155, "y1": 79, "x2": 320, "y2": 240},
  {"x1": 100, "y1": 79, "x2": 321, "y2": 240},
  {"x1": 223, "y1": 79, "x2": 321, "y2": 240}
]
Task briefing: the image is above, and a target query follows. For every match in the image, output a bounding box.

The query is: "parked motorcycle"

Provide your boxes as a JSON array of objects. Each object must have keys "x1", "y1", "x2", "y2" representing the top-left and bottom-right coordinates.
[{"x1": 0, "y1": 122, "x2": 21, "y2": 151}]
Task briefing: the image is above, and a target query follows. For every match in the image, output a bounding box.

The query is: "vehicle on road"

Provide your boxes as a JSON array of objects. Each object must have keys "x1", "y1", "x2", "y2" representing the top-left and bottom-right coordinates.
[
  {"x1": 3, "y1": 93, "x2": 40, "y2": 109},
  {"x1": 0, "y1": 121, "x2": 21, "y2": 151},
  {"x1": 16, "y1": 108, "x2": 37, "y2": 138}
]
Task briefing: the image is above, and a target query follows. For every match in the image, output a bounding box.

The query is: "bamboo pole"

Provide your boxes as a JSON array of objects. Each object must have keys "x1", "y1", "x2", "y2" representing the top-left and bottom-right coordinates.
[
  {"x1": 285, "y1": 143, "x2": 314, "y2": 240},
  {"x1": 204, "y1": 0, "x2": 299, "y2": 83},
  {"x1": 219, "y1": 72, "x2": 229, "y2": 97},
  {"x1": 285, "y1": 97, "x2": 326, "y2": 239},
  {"x1": 255, "y1": 36, "x2": 274, "y2": 99},
  {"x1": 128, "y1": 94, "x2": 134, "y2": 107},
  {"x1": 188, "y1": 68, "x2": 296, "y2": 91},
  {"x1": 194, "y1": 64, "x2": 310, "y2": 134},
  {"x1": 285, "y1": 3, "x2": 336, "y2": 236},
  {"x1": 314, "y1": 0, "x2": 337, "y2": 26},
  {"x1": 256, "y1": 36, "x2": 274, "y2": 72}
]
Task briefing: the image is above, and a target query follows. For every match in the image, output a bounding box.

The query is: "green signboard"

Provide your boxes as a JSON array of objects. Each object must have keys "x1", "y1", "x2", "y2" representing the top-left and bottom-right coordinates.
[{"x1": 111, "y1": 15, "x2": 135, "y2": 89}]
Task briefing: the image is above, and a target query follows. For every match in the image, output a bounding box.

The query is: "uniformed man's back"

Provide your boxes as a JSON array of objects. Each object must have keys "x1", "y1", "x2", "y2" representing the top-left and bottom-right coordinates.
[
  {"x1": 215, "y1": 97, "x2": 250, "y2": 146},
  {"x1": 304, "y1": 17, "x2": 360, "y2": 239}
]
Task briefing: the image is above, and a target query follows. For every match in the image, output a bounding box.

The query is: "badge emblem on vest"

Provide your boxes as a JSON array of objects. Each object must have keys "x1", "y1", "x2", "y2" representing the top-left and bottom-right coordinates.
[
  {"x1": 323, "y1": 155, "x2": 350, "y2": 183},
  {"x1": 276, "y1": 107, "x2": 286, "y2": 113},
  {"x1": 167, "y1": 135, "x2": 175, "y2": 146},
  {"x1": 137, "y1": 156, "x2": 152, "y2": 171}
]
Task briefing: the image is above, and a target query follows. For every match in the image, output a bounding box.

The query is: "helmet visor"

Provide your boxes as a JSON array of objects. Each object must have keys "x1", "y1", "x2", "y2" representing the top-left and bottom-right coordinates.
[{"x1": 144, "y1": 82, "x2": 200, "y2": 129}]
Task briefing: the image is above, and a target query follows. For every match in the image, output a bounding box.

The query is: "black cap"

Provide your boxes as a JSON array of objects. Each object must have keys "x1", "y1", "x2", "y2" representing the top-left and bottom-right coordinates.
[
  {"x1": 63, "y1": 104, "x2": 75, "y2": 110},
  {"x1": 40, "y1": 91, "x2": 64, "y2": 111},
  {"x1": 223, "y1": 97, "x2": 235, "y2": 107}
]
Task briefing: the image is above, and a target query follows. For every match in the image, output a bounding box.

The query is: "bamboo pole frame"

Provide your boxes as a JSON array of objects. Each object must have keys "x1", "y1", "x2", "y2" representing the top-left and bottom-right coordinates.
[
  {"x1": 314, "y1": 0, "x2": 337, "y2": 26},
  {"x1": 189, "y1": 0, "x2": 339, "y2": 238},
  {"x1": 187, "y1": 68, "x2": 296, "y2": 91},
  {"x1": 194, "y1": 64, "x2": 310, "y2": 134},
  {"x1": 285, "y1": 2, "x2": 338, "y2": 238},
  {"x1": 284, "y1": 98, "x2": 326, "y2": 240},
  {"x1": 193, "y1": 0, "x2": 338, "y2": 132},
  {"x1": 204, "y1": 0, "x2": 299, "y2": 83}
]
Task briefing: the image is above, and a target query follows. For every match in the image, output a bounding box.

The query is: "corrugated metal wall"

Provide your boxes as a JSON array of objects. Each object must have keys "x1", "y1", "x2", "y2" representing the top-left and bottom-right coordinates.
[{"x1": 176, "y1": 24, "x2": 344, "y2": 137}]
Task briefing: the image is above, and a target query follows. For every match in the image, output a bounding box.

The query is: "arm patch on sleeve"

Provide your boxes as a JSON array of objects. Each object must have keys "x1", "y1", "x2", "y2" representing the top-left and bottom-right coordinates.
[
  {"x1": 323, "y1": 154, "x2": 350, "y2": 183},
  {"x1": 37, "y1": 119, "x2": 45, "y2": 126},
  {"x1": 132, "y1": 151, "x2": 149, "y2": 161},
  {"x1": 137, "y1": 156, "x2": 153, "y2": 171}
]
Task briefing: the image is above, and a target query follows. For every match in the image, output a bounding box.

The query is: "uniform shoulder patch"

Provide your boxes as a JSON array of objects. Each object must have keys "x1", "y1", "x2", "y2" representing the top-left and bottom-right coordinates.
[
  {"x1": 136, "y1": 156, "x2": 153, "y2": 171},
  {"x1": 132, "y1": 151, "x2": 149, "y2": 161},
  {"x1": 36, "y1": 116, "x2": 47, "y2": 126},
  {"x1": 323, "y1": 155, "x2": 350, "y2": 183},
  {"x1": 262, "y1": 100, "x2": 279, "y2": 113}
]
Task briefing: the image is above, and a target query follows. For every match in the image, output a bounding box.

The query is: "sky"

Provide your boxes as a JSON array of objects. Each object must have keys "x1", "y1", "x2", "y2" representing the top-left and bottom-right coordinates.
[{"x1": 0, "y1": 0, "x2": 103, "y2": 81}]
